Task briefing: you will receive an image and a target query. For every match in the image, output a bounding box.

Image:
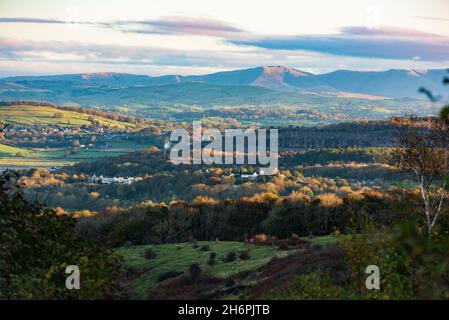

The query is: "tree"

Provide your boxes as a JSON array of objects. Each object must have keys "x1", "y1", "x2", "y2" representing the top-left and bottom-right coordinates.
[
  {"x1": 394, "y1": 117, "x2": 449, "y2": 235},
  {"x1": 0, "y1": 171, "x2": 123, "y2": 299},
  {"x1": 53, "y1": 112, "x2": 64, "y2": 119},
  {"x1": 395, "y1": 71, "x2": 449, "y2": 236}
]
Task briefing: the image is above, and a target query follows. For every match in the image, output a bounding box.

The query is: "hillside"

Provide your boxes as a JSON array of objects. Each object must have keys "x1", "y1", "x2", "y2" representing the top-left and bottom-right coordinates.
[
  {"x1": 117, "y1": 241, "x2": 294, "y2": 299},
  {"x1": 0, "y1": 104, "x2": 135, "y2": 128},
  {"x1": 0, "y1": 143, "x2": 34, "y2": 156},
  {"x1": 0, "y1": 66, "x2": 446, "y2": 108}
]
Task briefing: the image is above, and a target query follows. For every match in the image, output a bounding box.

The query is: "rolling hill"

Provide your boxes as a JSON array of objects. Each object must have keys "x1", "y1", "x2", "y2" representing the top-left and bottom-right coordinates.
[
  {"x1": 0, "y1": 104, "x2": 136, "y2": 128},
  {"x1": 0, "y1": 66, "x2": 447, "y2": 108},
  {"x1": 0, "y1": 143, "x2": 34, "y2": 156}
]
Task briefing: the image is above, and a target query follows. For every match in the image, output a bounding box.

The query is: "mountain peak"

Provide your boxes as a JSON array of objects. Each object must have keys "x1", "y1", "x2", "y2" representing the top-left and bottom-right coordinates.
[
  {"x1": 80, "y1": 72, "x2": 120, "y2": 80},
  {"x1": 249, "y1": 66, "x2": 315, "y2": 90},
  {"x1": 262, "y1": 65, "x2": 312, "y2": 77}
]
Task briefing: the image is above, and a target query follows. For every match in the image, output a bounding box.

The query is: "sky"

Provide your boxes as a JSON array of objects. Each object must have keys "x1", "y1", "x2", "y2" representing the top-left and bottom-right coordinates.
[{"x1": 0, "y1": 0, "x2": 448, "y2": 76}]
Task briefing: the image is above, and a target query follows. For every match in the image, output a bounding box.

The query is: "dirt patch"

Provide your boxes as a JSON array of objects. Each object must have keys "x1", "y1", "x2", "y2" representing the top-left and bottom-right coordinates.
[
  {"x1": 248, "y1": 245, "x2": 348, "y2": 299},
  {"x1": 148, "y1": 274, "x2": 241, "y2": 300},
  {"x1": 123, "y1": 266, "x2": 153, "y2": 282}
]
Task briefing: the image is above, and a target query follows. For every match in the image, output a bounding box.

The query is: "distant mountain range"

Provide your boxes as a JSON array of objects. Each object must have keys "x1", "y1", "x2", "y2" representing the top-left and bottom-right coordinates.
[{"x1": 0, "y1": 66, "x2": 447, "y2": 107}]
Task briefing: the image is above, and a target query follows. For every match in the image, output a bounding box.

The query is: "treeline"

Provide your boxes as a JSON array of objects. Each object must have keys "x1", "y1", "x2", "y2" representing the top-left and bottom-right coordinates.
[
  {"x1": 174, "y1": 107, "x2": 357, "y2": 122},
  {"x1": 75, "y1": 189, "x2": 434, "y2": 247},
  {"x1": 278, "y1": 120, "x2": 400, "y2": 148},
  {"x1": 280, "y1": 147, "x2": 392, "y2": 166}
]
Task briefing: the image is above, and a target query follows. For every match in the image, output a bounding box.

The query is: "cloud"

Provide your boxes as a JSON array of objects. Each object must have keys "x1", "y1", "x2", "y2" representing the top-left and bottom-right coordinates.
[
  {"x1": 2, "y1": 17, "x2": 447, "y2": 62},
  {"x1": 412, "y1": 16, "x2": 449, "y2": 22},
  {"x1": 0, "y1": 16, "x2": 245, "y2": 38},
  {"x1": 0, "y1": 17, "x2": 66, "y2": 24},
  {"x1": 0, "y1": 36, "x2": 268, "y2": 69},
  {"x1": 114, "y1": 16, "x2": 245, "y2": 37},
  {"x1": 229, "y1": 26, "x2": 449, "y2": 61}
]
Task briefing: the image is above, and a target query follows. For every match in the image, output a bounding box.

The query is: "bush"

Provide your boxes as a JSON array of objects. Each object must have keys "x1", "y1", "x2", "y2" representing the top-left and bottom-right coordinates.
[
  {"x1": 199, "y1": 245, "x2": 211, "y2": 251},
  {"x1": 189, "y1": 263, "x2": 202, "y2": 280},
  {"x1": 157, "y1": 271, "x2": 183, "y2": 282},
  {"x1": 207, "y1": 252, "x2": 217, "y2": 266},
  {"x1": 143, "y1": 247, "x2": 156, "y2": 260},
  {"x1": 0, "y1": 171, "x2": 123, "y2": 299},
  {"x1": 224, "y1": 251, "x2": 237, "y2": 263},
  {"x1": 238, "y1": 250, "x2": 250, "y2": 260}
]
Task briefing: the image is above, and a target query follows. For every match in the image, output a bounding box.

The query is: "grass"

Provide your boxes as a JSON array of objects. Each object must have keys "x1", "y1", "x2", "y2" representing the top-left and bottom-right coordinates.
[
  {"x1": 116, "y1": 241, "x2": 293, "y2": 299},
  {"x1": 0, "y1": 104, "x2": 135, "y2": 129},
  {"x1": 0, "y1": 158, "x2": 72, "y2": 168},
  {"x1": 302, "y1": 234, "x2": 339, "y2": 246},
  {"x1": 0, "y1": 136, "x2": 148, "y2": 168},
  {"x1": 0, "y1": 143, "x2": 34, "y2": 156}
]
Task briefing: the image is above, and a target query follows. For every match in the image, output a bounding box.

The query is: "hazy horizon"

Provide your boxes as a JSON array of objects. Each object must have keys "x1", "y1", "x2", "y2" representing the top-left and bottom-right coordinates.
[{"x1": 1, "y1": 64, "x2": 449, "y2": 79}]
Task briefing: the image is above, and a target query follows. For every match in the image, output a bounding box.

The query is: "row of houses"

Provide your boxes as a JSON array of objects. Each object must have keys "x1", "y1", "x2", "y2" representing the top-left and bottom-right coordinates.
[{"x1": 88, "y1": 175, "x2": 143, "y2": 185}]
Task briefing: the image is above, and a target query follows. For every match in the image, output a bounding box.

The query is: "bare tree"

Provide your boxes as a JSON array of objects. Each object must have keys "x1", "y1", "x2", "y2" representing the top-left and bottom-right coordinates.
[{"x1": 395, "y1": 117, "x2": 449, "y2": 235}]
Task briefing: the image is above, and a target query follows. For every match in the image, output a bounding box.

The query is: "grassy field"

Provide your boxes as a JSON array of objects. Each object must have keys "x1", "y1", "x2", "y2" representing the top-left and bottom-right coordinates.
[
  {"x1": 117, "y1": 241, "x2": 293, "y2": 299},
  {"x1": 116, "y1": 236, "x2": 339, "y2": 299},
  {"x1": 301, "y1": 234, "x2": 339, "y2": 246},
  {"x1": 0, "y1": 149, "x2": 129, "y2": 168},
  {"x1": 0, "y1": 104, "x2": 135, "y2": 129},
  {"x1": 0, "y1": 136, "x2": 148, "y2": 168},
  {"x1": 0, "y1": 143, "x2": 35, "y2": 156}
]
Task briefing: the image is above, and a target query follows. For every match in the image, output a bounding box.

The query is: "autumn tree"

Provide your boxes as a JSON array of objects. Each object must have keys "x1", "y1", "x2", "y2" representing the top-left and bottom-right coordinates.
[{"x1": 394, "y1": 117, "x2": 449, "y2": 235}]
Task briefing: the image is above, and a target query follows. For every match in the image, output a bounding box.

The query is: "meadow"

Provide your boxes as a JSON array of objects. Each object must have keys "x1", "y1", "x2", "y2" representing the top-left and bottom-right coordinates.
[
  {"x1": 0, "y1": 104, "x2": 135, "y2": 129},
  {"x1": 116, "y1": 236, "x2": 338, "y2": 299}
]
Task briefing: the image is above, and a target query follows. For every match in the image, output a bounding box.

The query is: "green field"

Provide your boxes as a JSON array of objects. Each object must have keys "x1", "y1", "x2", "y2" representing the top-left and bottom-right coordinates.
[
  {"x1": 0, "y1": 148, "x2": 130, "y2": 168},
  {"x1": 117, "y1": 241, "x2": 293, "y2": 299},
  {"x1": 117, "y1": 236, "x2": 339, "y2": 299},
  {"x1": 0, "y1": 143, "x2": 35, "y2": 156},
  {"x1": 0, "y1": 104, "x2": 135, "y2": 129}
]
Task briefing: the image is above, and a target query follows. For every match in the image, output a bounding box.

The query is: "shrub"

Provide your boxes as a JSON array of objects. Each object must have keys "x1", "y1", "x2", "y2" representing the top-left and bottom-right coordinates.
[
  {"x1": 207, "y1": 252, "x2": 216, "y2": 266},
  {"x1": 224, "y1": 251, "x2": 237, "y2": 263},
  {"x1": 0, "y1": 171, "x2": 123, "y2": 299},
  {"x1": 143, "y1": 247, "x2": 156, "y2": 260},
  {"x1": 238, "y1": 250, "x2": 250, "y2": 260},
  {"x1": 189, "y1": 263, "x2": 202, "y2": 280},
  {"x1": 199, "y1": 245, "x2": 211, "y2": 251},
  {"x1": 269, "y1": 270, "x2": 350, "y2": 300}
]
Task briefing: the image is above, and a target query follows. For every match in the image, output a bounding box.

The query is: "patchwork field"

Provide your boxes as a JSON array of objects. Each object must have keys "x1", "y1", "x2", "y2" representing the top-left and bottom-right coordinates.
[
  {"x1": 0, "y1": 141, "x2": 144, "y2": 168},
  {"x1": 0, "y1": 104, "x2": 135, "y2": 129},
  {"x1": 0, "y1": 143, "x2": 35, "y2": 156}
]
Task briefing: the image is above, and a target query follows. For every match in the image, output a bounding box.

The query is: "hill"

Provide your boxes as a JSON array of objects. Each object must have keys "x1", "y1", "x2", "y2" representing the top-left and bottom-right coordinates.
[
  {"x1": 0, "y1": 104, "x2": 136, "y2": 129},
  {"x1": 0, "y1": 66, "x2": 446, "y2": 107},
  {"x1": 116, "y1": 241, "x2": 293, "y2": 299},
  {"x1": 0, "y1": 143, "x2": 34, "y2": 156}
]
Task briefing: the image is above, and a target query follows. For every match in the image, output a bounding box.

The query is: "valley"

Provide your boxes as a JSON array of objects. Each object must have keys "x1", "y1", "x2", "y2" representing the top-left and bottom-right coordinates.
[{"x1": 2, "y1": 67, "x2": 449, "y2": 301}]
